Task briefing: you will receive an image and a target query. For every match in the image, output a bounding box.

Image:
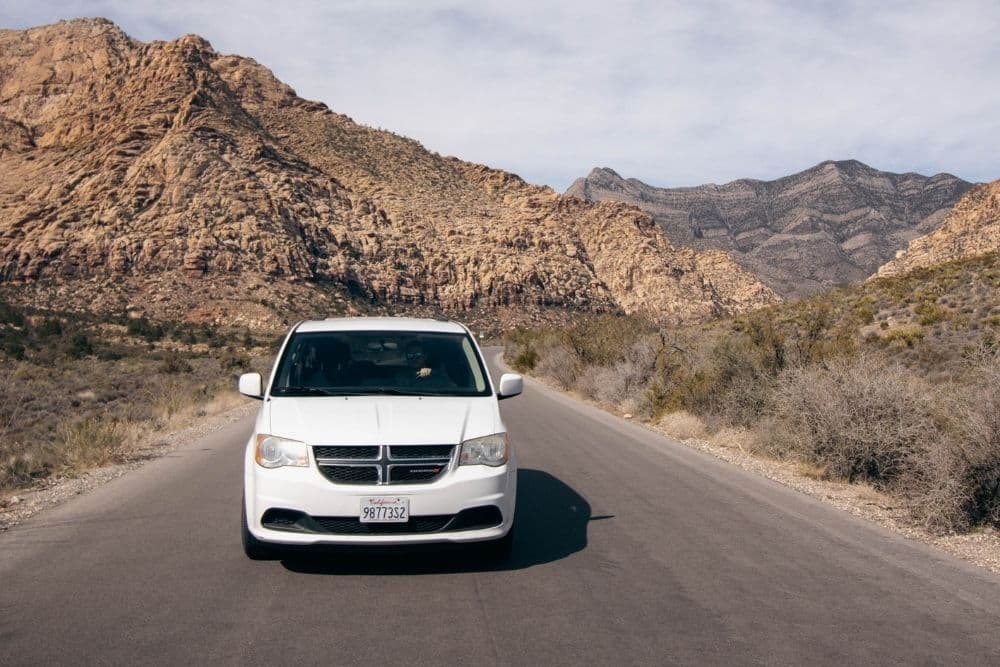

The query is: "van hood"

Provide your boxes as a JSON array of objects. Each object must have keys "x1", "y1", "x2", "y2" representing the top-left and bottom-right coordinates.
[{"x1": 265, "y1": 396, "x2": 499, "y2": 445}]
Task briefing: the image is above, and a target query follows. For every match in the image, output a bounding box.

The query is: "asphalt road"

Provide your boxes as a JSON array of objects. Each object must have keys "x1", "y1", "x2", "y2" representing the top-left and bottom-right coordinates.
[{"x1": 2, "y1": 349, "x2": 1000, "y2": 666}]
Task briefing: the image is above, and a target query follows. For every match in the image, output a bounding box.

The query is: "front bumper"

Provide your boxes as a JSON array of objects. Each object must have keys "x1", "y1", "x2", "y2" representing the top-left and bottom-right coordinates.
[{"x1": 244, "y1": 443, "x2": 517, "y2": 546}]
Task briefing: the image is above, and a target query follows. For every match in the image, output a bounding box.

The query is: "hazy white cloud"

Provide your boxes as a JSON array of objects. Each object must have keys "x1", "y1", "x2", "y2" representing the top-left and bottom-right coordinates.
[{"x1": 2, "y1": 0, "x2": 998, "y2": 189}]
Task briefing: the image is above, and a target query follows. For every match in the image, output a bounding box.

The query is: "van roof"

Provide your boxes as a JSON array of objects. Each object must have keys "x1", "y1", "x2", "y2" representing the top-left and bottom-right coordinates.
[{"x1": 295, "y1": 317, "x2": 467, "y2": 334}]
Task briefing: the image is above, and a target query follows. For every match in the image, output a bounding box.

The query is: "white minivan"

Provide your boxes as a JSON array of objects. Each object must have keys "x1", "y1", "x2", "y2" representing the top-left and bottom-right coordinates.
[{"x1": 238, "y1": 317, "x2": 522, "y2": 560}]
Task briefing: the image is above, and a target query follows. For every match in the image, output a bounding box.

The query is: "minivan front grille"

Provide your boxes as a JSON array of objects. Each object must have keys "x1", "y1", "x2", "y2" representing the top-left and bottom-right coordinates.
[
  {"x1": 313, "y1": 445, "x2": 379, "y2": 460},
  {"x1": 314, "y1": 444, "x2": 454, "y2": 486},
  {"x1": 388, "y1": 445, "x2": 454, "y2": 460},
  {"x1": 317, "y1": 465, "x2": 379, "y2": 485}
]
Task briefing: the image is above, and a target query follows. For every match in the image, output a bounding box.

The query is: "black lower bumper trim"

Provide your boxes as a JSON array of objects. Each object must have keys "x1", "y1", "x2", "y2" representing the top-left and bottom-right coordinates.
[{"x1": 260, "y1": 505, "x2": 503, "y2": 535}]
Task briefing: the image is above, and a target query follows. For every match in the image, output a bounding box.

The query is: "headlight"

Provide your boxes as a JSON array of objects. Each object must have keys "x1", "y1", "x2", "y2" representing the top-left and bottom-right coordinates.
[
  {"x1": 459, "y1": 433, "x2": 508, "y2": 467},
  {"x1": 255, "y1": 434, "x2": 309, "y2": 469}
]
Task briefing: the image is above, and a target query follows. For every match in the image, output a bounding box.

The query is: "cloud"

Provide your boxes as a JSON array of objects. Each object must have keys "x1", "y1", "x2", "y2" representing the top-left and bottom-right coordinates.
[{"x1": 2, "y1": 0, "x2": 998, "y2": 189}]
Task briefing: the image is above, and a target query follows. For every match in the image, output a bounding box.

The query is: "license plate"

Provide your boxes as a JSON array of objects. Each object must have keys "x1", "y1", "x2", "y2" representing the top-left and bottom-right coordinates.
[{"x1": 360, "y1": 497, "x2": 410, "y2": 523}]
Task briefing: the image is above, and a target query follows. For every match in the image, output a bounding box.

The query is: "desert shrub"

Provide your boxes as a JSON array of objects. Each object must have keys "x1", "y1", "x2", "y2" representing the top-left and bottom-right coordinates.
[
  {"x1": 0, "y1": 439, "x2": 57, "y2": 489},
  {"x1": 786, "y1": 301, "x2": 834, "y2": 364},
  {"x1": 534, "y1": 341, "x2": 579, "y2": 390},
  {"x1": 884, "y1": 327, "x2": 925, "y2": 348},
  {"x1": 661, "y1": 325, "x2": 786, "y2": 427},
  {"x1": 57, "y1": 416, "x2": 130, "y2": 468},
  {"x1": 0, "y1": 363, "x2": 28, "y2": 436},
  {"x1": 159, "y1": 353, "x2": 193, "y2": 374},
  {"x1": 563, "y1": 315, "x2": 652, "y2": 366},
  {"x1": 912, "y1": 354, "x2": 1000, "y2": 532},
  {"x1": 127, "y1": 316, "x2": 164, "y2": 342},
  {"x1": 764, "y1": 355, "x2": 939, "y2": 485},
  {"x1": 67, "y1": 333, "x2": 94, "y2": 359},
  {"x1": 0, "y1": 364, "x2": 41, "y2": 488},
  {"x1": 0, "y1": 301, "x2": 25, "y2": 326},
  {"x1": 147, "y1": 377, "x2": 213, "y2": 423},
  {"x1": 915, "y1": 301, "x2": 949, "y2": 325},
  {"x1": 36, "y1": 317, "x2": 63, "y2": 338},
  {"x1": 219, "y1": 350, "x2": 251, "y2": 372},
  {"x1": 570, "y1": 337, "x2": 656, "y2": 407},
  {"x1": 503, "y1": 328, "x2": 541, "y2": 371},
  {"x1": 853, "y1": 299, "x2": 876, "y2": 325},
  {"x1": 2, "y1": 336, "x2": 26, "y2": 360}
]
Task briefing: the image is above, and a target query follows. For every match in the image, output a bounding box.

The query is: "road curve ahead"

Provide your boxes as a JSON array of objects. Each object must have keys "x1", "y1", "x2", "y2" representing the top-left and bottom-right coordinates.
[{"x1": 2, "y1": 349, "x2": 999, "y2": 666}]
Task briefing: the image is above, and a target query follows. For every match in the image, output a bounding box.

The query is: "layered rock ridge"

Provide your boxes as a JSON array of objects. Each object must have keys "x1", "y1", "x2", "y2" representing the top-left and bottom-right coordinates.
[
  {"x1": 875, "y1": 180, "x2": 1000, "y2": 279},
  {"x1": 566, "y1": 161, "x2": 972, "y2": 299}
]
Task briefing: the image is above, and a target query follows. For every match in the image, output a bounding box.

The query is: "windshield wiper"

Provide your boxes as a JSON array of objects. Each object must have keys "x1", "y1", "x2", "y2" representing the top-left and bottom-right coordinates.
[
  {"x1": 272, "y1": 386, "x2": 337, "y2": 396},
  {"x1": 361, "y1": 388, "x2": 431, "y2": 396},
  {"x1": 273, "y1": 387, "x2": 437, "y2": 397}
]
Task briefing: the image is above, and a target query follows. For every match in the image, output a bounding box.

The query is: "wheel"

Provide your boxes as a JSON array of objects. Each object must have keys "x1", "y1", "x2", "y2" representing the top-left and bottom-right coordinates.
[
  {"x1": 242, "y1": 497, "x2": 277, "y2": 560},
  {"x1": 481, "y1": 525, "x2": 515, "y2": 562}
]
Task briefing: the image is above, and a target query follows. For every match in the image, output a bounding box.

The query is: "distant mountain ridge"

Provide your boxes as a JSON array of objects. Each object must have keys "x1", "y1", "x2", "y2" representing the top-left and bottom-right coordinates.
[
  {"x1": 566, "y1": 161, "x2": 972, "y2": 299},
  {"x1": 0, "y1": 18, "x2": 775, "y2": 329}
]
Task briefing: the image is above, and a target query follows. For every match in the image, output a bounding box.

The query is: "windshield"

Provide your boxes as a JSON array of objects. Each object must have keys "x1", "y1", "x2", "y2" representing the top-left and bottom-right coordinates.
[{"x1": 270, "y1": 330, "x2": 491, "y2": 397}]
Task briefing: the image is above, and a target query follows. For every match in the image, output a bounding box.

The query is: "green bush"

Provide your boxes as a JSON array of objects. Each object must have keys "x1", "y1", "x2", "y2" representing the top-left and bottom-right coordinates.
[
  {"x1": 915, "y1": 301, "x2": 949, "y2": 325},
  {"x1": 563, "y1": 315, "x2": 652, "y2": 366},
  {"x1": 884, "y1": 328, "x2": 925, "y2": 348},
  {"x1": 159, "y1": 353, "x2": 193, "y2": 374},
  {"x1": 67, "y1": 333, "x2": 93, "y2": 359},
  {"x1": 127, "y1": 316, "x2": 164, "y2": 342},
  {"x1": 36, "y1": 317, "x2": 63, "y2": 338},
  {"x1": 0, "y1": 301, "x2": 25, "y2": 327},
  {"x1": 220, "y1": 350, "x2": 251, "y2": 372},
  {"x1": 503, "y1": 328, "x2": 540, "y2": 371}
]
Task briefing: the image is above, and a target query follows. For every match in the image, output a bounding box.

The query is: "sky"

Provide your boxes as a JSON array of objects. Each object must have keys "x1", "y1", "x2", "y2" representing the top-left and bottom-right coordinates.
[{"x1": 1, "y1": 0, "x2": 998, "y2": 190}]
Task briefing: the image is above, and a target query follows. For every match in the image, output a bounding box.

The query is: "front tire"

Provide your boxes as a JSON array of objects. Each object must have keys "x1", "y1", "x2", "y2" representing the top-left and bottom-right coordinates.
[{"x1": 242, "y1": 498, "x2": 277, "y2": 560}]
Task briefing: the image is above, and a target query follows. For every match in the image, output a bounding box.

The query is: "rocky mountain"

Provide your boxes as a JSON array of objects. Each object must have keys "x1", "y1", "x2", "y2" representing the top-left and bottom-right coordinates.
[
  {"x1": 875, "y1": 180, "x2": 1000, "y2": 279},
  {"x1": 0, "y1": 19, "x2": 775, "y2": 330},
  {"x1": 566, "y1": 162, "x2": 972, "y2": 299}
]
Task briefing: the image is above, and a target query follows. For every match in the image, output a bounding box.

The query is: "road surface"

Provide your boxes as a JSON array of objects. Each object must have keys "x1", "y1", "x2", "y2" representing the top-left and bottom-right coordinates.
[{"x1": 2, "y1": 350, "x2": 999, "y2": 665}]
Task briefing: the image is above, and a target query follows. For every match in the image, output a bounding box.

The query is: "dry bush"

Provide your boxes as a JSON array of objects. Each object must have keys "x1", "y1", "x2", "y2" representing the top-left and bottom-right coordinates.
[
  {"x1": 664, "y1": 332, "x2": 782, "y2": 427},
  {"x1": 0, "y1": 440, "x2": 57, "y2": 490},
  {"x1": 707, "y1": 425, "x2": 759, "y2": 453},
  {"x1": 0, "y1": 362, "x2": 53, "y2": 489},
  {"x1": 765, "y1": 355, "x2": 939, "y2": 485},
  {"x1": 563, "y1": 315, "x2": 653, "y2": 366},
  {"x1": 658, "y1": 410, "x2": 708, "y2": 440},
  {"x1": 0, "y1": 362, "x2": 28, "y2": 437},
  {"x1": 913, "y1": 354, "x2": 1000, "y2": 532},
  {"x1": 149, "y1": 377, "x2": 216, "y2": 425},
  {"x1": 57, "y1": 416, "x2": 137, "y2": 469},
  {"x1": 574, "y1": 338, "x2": 657, "y2": 408},
  {"x1": 534, "y1": 341, "x2": 579, "y2": 390}
]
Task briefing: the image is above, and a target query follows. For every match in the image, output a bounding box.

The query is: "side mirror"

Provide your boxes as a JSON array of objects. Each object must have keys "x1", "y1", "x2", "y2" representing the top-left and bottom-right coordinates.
[
  {"x1": 238, "y1": 372, "x2": 264, "y2": 400},
  {"x1": 497, "y1": 373, "x2": 523, "y2": 400}
]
